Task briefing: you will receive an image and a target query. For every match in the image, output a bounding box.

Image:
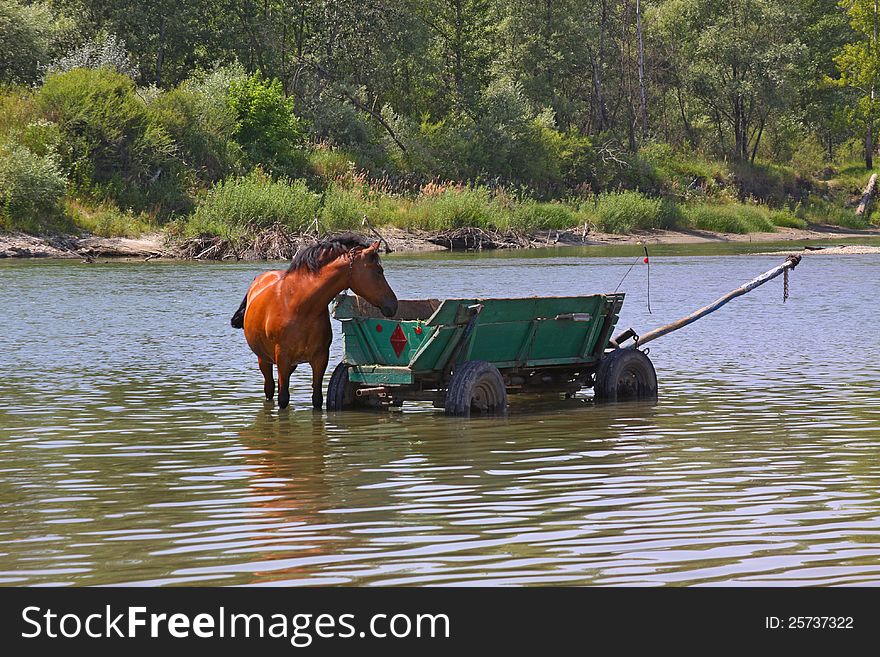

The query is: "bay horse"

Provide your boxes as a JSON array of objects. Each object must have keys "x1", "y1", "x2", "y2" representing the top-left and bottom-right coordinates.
[{"x1": 230, "y1": 233, "x2": 398, "y2": 410}]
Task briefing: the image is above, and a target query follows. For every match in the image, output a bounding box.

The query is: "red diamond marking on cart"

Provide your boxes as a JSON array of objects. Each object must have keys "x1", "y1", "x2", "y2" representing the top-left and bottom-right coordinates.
[{"x1": 390, "y1": 324, "x2": 407, "y2": 357}]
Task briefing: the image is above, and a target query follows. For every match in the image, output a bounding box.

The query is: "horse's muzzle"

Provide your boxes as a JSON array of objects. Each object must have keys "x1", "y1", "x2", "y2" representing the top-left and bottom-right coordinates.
[{"x1": 381, "y1": 300, "x2": 398, "y2": 318}]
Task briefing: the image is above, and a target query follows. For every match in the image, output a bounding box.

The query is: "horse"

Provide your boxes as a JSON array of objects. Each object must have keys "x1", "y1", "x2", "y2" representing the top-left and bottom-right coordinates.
[{"x1": 230, "y1": 233, "x2": 398, "y2": 410}]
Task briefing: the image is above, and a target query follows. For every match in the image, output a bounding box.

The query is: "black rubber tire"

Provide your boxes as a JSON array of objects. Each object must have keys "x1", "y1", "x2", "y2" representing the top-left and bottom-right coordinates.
[
  {"x1": 444, "y1": 360, "x2": 508, "y2": 417},
  {"x1": 326, "y1": 361, "x2": 368, "y2": 411},
  {"x1": 594, "y1": 348, "x2": 658, "y2": 402}
]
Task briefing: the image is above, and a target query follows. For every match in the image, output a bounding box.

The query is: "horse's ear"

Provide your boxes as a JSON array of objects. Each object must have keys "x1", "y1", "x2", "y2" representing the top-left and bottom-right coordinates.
[{"x1": 367, "y1": 241, "x2": 380, "y2": 252}]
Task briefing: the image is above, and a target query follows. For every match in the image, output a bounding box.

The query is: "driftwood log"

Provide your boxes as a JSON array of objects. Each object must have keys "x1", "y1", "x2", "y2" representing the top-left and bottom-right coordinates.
[
  {"x1": 856, "y1": 173, "x2": 877, "y2": 216},
  {"x1": 425, "y1": 228, "x2": 530, "y2": 251}
]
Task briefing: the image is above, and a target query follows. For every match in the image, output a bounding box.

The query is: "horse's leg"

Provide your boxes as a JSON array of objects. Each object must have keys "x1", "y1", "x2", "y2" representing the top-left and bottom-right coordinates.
[
  {"x1": 258, "y1": 357, "x2": 274, "y2": 400},
  {"x1": 277, "y1": 359, "x2": 295, "y2": 410},
  {"x1": 309, "y1": 350, "x2": 329, "y2": 410}
]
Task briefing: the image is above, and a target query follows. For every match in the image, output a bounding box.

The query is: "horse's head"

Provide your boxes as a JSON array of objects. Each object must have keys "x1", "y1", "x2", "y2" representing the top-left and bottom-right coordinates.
[{"x1": 348, "y1": 242, "x2": 398, "y2": 317}]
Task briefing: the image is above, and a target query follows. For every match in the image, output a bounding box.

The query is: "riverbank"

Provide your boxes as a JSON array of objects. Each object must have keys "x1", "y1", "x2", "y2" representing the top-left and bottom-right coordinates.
[{"x1": 4, "y1": 223, "x2": 880, "y2": 260}]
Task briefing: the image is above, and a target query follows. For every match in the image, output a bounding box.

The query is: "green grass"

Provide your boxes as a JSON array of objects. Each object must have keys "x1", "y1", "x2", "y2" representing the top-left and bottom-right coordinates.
[
  {"x1": 795, "y1": 198, "x2": 871, "y2": 229},
  {"x1": 680, "y1": 202, "x2": 776, "y2": 234},
  {"x1": 768, "y1": 209, "x2": 807, "y2": 229},
  {"x1": 406, "y1": 186, "x2": 508, "y2": 231},
  {"x1": 319, "y1": 183, "x2": 373, "y2": 231},
  {"x1": 508, "y1": 201, "x2": 579, "y2": 231},
  {"x1": 64, "y1": 199, "x2": 155, "y2": 237},
  {"x1": 638, "y1": 143, "x2": 729, "y2": 198},
  {"x1": 590, "y1": 191, "x2": 666, "y2": 233},
  {"x1": 309, "y1": 146, "x2": 358, "y2": 182},
  {"x1": 828, "y1": 162, "x2": 876, "y2": 195},
  {"x1": 186, "y1": 170, "x2": 321, "y2": 238}
]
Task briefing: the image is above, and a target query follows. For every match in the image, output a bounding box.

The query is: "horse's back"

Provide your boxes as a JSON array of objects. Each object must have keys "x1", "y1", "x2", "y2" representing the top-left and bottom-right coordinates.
[{"x1": 247, "y1": 270, "x2": 284, "y2": 304}]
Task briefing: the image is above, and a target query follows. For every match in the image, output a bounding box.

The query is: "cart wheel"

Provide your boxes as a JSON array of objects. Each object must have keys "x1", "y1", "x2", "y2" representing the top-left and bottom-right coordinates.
[
  {"x1": 327, "y1": 362, "x2": 379, "y2": 411},
  {"x1": 444, "y1": 360, "x2": 508, "y2": 417},
  {"x1": 594, "y1": 348, "x2": 657, "y2": 402},
  {"x1": 327, "y1": 362, "x2": 356, "y2": 411}
]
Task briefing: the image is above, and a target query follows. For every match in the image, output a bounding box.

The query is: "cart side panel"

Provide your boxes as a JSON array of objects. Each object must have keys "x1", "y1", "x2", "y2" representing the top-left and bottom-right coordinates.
[
  {"x1": 408, "y1": 326, "x2": 459, "y2": 372},
  {"x1": 341, "y1": 319, "x2": 433, "y2": 366},
  {"x1": 459, "y1": 321, "x2": 535, "y2": 364},
  {"x1": 460, "y1": 295, "x2": 613, "y2": 365}
]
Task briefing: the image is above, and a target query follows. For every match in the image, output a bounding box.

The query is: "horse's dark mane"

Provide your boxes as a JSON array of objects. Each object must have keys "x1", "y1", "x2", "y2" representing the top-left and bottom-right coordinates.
[{"x1": 286, "y1": 233, "x2": 372, "y2": 274}]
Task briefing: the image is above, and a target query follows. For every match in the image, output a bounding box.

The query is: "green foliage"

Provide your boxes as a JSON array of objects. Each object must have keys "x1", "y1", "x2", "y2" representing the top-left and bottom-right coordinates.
[
  {"x1": 0, "y1": 88, "x2": 38, "y2": 141},
  {"x1": 187, "y1": 170, "x2": 321, "y2": 238},
  {"x1": 681, "y1": 202, "x2": 776, "y2": 233},
  {"x1": 510, "y1": 201, "x2": 579, "y2": 231},
  {"x1": 730, "y1": 161, "x2": 807, "y2": 205},
  {"x1": 309, "y1": 146, "x2": 359, "y2": 182},
  {"x1": 148, "y1": 86, "x2": 242, "y2": 184},
  {"x1": 0, "y1": 0, "x2": 877, "y2": 241},
  {"x1": 227, "y1": 74, "x2": 305, "y2": 177},
  {"x1": 0, "y1": 0, "x2": 65, "y2": 85},
  {"x1": 407, "y1": 185, "x2": 506, "y2": 230},
  {"x1": 638, "y1": 142, "x2": 728, "y2": 198},
  {"x1": 655, "y1": 0, "x2": 805, "y2": 161},
  {"x1": 0, "y1": 141, "x2": 68, "y2": 232},
  {"x1": 64, "y1": 199, "x2": 154, "y2": 237},
  {"x1": 789, "y1": 136, "x2": 828, "y2": 177},
  {"x1": 795, "y1": 197, "x2": 870, "y2": 228},
  {"x1": 36, "y1": 68, "x2": 186, "y2": 212},
  {"x1": 592, "y1": 191, "x2": 666, "y2": 233},
  {"x1": 769, "y1": 208, "x2": 807, "y2": 229},
  {"x1": 319, "y1": 183, "x2": 372, "y2": 231}
]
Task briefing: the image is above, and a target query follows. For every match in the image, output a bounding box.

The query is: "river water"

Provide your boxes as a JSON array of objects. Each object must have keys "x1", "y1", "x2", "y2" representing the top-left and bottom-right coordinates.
[{"x1": 1, "y1": 241, "x2": 879, "y2": 586}]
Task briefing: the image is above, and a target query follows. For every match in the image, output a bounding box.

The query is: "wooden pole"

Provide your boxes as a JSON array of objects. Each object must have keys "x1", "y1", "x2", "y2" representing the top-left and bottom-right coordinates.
[
  {"x1": 856, "y1": 173, "x2": 877, "y2": 217},
  {"x1": 614, "y1": 255, "x2": 802, "y2": 347}
]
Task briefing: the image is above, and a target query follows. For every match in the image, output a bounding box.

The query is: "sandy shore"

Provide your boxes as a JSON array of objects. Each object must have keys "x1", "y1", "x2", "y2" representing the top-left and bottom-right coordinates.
[{"x1": 3, "y1": 224, "x2": 880, "y2": 260}]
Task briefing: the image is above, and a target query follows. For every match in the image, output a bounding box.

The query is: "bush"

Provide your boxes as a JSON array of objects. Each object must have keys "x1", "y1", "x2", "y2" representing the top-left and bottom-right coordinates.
[
  {"x1": 769, "y1": 208, "x2": 807, "y2": 229},
  {"x1": 730, "y1": 161, "x2": 807, "y2": 205},
  {"x1": 49, "y1": 34, "x2": 136, "y2": 78},
  {"x1": 307, "y1": 88, "x2": 389, "y2": 167},
  {"x1": 64, "y1": 199, "x2": 153, "y2": 237},
  {"x1": 36, "y1": 68, "x2": 184, "y2": 212},
  {"x1": 0, "y1": 87, "x2": 38, "y2": 140},
  {"x1": 187, "y1": 170, "x2": 321, "y2": 238},
  {"x1": 227, "y1": 73, "x2": 306, "y2": 177},
  {"x1": 510, "y1": 201, "x2": 578, "y2": 231},
  {"x1": 0, "y1": 141, "x2": 69, "y2": 232},
  {"x1": 408, "y1": 185, "x2": 506, "y2": 230},
  {"x1": 148, "y1": 87, "x2": 242, "y2": 184},
  {"x1": 309, "y1": 146, "x2": 358, "y2": 182},
  {"x1": 681, "y1": 202, "x2": 775, "y2": 233},
  {"x1": 795, "y1": 198, "x2": 870, "y2": 229},
  {"x1": 0, "y1": 0, "x2": 53, "y2": 84},
  {"x1": 789, "y1": 137, "x2": 827, "y2": 178},
  {"x1": 593, "y1": 191, "x2": 665, "y2": 232},
  {"x1": 638, "y1": 142, "x2": 728, "y2": 198},
  {"x1": 319, "y1": 183, "x2": 371, "y2": 231}
]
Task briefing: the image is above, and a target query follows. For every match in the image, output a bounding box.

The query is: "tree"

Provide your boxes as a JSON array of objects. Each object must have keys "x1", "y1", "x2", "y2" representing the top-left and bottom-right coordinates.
[
  {"x1": 415, "y1": 0, "x2": 499, "y2": 115},
  {"x1": 654, "y1": 0, "x2": 804, "y2": 161},
  {"x1": 835, "y1": 0, "x2": 880, "y2": 168},
  {"x1": 54, "y1": 0, "x2": 227, "y2": 86},
  {"x1": 0, "y1": 0, "x2": 76, "y2": 84}
]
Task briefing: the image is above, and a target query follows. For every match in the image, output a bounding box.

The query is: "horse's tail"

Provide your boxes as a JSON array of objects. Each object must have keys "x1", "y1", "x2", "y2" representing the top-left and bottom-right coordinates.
[{"x1": 230, "y1": 294, "x2": 247, "y2": 329}]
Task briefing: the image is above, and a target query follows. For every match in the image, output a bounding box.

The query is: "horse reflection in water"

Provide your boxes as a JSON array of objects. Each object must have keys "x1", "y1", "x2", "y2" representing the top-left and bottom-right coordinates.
[
  {"x1": 234, "y1": 410, "x2": 413, "y2": 584},
  {"x1": 231, "y1": 234, "x2": 398, "y2": 410}
]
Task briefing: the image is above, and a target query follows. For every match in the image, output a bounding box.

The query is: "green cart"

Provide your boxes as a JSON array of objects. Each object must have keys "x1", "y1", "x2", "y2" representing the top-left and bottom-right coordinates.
[{"x1": 327, "y1": 293, "x2": 657, "y2": 416}]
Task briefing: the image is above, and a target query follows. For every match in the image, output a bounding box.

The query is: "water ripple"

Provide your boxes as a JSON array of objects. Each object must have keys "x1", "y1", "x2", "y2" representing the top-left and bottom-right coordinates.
[{"x1": 1, "y1": 253, "x2": 879, "y2": 585}]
